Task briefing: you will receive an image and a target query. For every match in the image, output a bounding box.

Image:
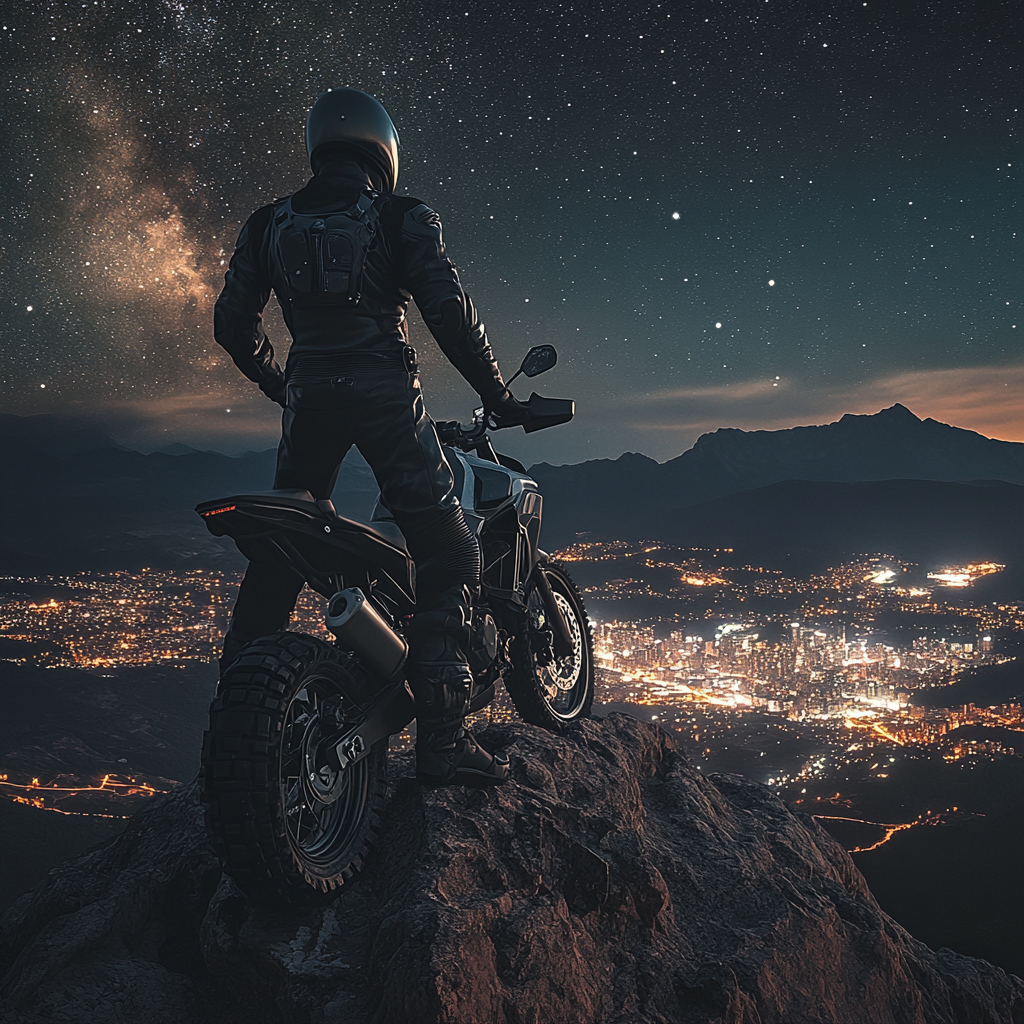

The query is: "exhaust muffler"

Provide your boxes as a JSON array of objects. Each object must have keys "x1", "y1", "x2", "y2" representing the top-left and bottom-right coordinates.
[{"x1": 326, "y1": 588, "x2": 408, "y2": 682}]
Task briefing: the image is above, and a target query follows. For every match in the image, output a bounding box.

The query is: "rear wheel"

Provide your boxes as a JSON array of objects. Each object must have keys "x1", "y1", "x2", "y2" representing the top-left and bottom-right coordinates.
[
  {"x1": 201, "y1": 632, "x2": 387, "y2": 907},
  {"x1": 506, "y1": 561, "x2": 594, "y2": 731}
]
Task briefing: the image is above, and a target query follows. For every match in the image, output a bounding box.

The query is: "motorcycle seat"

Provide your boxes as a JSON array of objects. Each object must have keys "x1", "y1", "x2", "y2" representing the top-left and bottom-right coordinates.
[
  {"x1": 268, "y1": 491, "x2": 409, "y2": 555},
  {"x1": 199, "y1": 488, "x2": 410, "y2": 555},
  {"x1": 228, "y1": 487, "x2": 317, "y2": 503}
]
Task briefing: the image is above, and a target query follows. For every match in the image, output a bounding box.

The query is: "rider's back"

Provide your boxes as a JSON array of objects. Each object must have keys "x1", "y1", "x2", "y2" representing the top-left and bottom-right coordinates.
[{"x1": 215, "y1": 162, "x2": 464, "y2": 385}]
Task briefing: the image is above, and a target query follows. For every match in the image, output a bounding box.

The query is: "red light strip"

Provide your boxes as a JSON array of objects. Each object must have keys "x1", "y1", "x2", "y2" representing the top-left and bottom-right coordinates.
[{"x1": 201, "y1": 505, "x2": 236, "y2": 517}]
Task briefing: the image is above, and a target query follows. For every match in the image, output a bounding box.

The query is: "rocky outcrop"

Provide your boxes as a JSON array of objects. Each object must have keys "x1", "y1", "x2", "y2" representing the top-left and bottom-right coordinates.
[{"x1": 1, "y1": 714, "x2": 1021, "y2": 1024}]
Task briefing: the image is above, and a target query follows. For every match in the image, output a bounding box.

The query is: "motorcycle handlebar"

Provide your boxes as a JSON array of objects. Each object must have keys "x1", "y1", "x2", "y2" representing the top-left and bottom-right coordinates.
[
  {"x1": 520, "y1": 393, "x2": 575, "y2": 434},
  {"x1": 434, "y1": 417, "x2": 482, "y2": 444},
  {"x1": 435, "y1": 393, "x2": 574, "y2": 444}
]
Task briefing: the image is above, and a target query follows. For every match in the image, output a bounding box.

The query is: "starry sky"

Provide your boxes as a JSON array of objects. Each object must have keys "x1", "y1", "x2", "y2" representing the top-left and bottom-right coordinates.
[{"x1": 1, "y1": 0, "x2": 1019, "y2": 464}]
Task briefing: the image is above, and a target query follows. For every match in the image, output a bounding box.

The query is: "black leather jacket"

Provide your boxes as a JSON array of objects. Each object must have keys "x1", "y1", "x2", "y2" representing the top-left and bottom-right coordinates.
[{"x1": 214, "y1": 165, "x2": 504, "y2": 405}]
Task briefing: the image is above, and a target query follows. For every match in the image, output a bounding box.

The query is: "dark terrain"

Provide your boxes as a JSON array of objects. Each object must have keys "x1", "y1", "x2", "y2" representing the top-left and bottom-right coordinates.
[
  {"x1": 0, "y1": 658, "x2": 215, "y2": 910},
  {"x1": 0, "y1": 660, "x2": 215, "y2": 784},
  {"x1": 2, "y1": 715, "x2": 1021, "y2": 1024},
  {"x1": 0, "y1": 801, "x2": 123, "y2": 924},
  {"x1": 912, "y1": 655, "x2": 1024, "y2": 710},
  {"x1": 661, "y1": 478, "x2": 1024, "y2": 589}
]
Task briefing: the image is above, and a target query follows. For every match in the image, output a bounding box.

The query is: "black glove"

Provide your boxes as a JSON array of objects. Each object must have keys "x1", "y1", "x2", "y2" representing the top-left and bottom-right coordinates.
[
  {"x1": 260, "y1": 377, "x2": 288, "y2": 409},
  {"x1": 482, "y1": 388, "x2": 530, "y2": 428}
]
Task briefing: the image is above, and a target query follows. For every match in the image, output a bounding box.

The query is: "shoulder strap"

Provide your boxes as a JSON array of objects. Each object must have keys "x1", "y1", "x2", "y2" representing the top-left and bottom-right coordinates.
[
  {"x1": 347, "y1": 189, "x2": 386, "y2": 231},
  {"x1": 272, "y1": 195, "x2": 293, "y2": 227}
]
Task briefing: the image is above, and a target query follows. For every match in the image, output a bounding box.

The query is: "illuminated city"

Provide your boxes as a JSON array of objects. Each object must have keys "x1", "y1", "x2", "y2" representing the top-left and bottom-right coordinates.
[
  {"x1": 0, "y1": 547, "x2": 1021, "y2": 851},
  {"x1": 0, "y1": 569, "x2": 330, "y2": 668}
]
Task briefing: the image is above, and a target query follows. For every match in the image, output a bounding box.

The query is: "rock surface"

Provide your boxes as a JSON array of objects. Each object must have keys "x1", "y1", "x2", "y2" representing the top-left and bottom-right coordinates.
[{"x1": 2, "y1": 714, "x2": 1022, "y2": 1024}]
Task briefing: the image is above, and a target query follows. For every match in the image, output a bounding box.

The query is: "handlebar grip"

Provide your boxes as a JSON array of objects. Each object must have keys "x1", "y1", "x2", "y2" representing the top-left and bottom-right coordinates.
[
  {"x1": 434, "y1": 420, "x2": 460, "y2": 442},
  {"x1": 523, "y1": 393, "x2": 575, "y2": 434}
]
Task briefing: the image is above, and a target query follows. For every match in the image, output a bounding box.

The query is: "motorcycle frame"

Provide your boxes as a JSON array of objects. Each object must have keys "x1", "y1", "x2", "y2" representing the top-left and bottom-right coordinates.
[
  {"x1": 197, "y1": 427, "x2": 573, "y2": 773},
  {"x1": 445, "y1": 442, "x2": 574, "y2": 657}
]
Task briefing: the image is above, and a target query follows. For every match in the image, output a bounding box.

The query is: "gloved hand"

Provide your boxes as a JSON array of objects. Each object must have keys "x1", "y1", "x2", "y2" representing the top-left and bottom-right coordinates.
[
  {"x1": 482, "y1": 388, "x2": 530, "y2": 428},
  {"x1": 260, "y1": 378, "x2": 288, "y2": 408}
]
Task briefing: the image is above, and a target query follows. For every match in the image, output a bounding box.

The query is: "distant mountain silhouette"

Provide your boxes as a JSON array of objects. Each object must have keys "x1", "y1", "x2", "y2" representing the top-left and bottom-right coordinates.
[
  {"x1": 153, "y1": 442, "x2": 209, "y2": 456},
  {"x1": 530, "y1": 405, "x2": 1024, "y2": 545},
  {"x1": 668, "y1": 403, "x2": 1024, "y2": 493},
  {"x1": 0, "y1": 413, "x2": 125, "y2": 457},
  {"x1": 0, "y1": 414, "x2": 378, "y2": 573},
  {"x1": 2, "y1": 406, "x2": 1021, "y2": 585}
]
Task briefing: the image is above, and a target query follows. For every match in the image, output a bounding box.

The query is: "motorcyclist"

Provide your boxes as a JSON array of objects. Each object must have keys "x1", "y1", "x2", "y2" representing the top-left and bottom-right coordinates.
[{"x1": 213, "y1": 87, "x2": 526, "y2": 788}]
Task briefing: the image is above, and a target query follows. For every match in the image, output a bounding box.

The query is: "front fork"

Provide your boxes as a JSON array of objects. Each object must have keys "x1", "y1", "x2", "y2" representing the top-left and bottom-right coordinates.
[{"x1": 532, "y1": 564, "x2": 574, "y2": 659}]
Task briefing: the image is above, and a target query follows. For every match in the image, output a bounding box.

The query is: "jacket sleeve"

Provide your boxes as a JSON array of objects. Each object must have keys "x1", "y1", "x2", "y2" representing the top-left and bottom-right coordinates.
[
  {"x1": 397, "y1": 201, "x2": 505, "y2": 398},
  {"x1": 213, "y1": 205, "x2": 287, "y2": 405}
]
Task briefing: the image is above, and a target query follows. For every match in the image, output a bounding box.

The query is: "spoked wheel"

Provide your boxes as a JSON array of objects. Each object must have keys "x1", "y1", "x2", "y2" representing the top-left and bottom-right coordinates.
[
  {"x1": 506, "y1": 560, "x2": 594, "y2": 731},
  {"x1": 280, "y1": 673, "x2": 373, "y2": 875},
  {"x1": 201, "y1": 632, "x2": 387, "y2": 907}
]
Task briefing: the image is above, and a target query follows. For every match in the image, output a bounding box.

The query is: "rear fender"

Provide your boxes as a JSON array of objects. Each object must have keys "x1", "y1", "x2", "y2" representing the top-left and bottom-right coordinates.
[{"x1": 197, "y1": 491, "x2": 415, "y2": 606}]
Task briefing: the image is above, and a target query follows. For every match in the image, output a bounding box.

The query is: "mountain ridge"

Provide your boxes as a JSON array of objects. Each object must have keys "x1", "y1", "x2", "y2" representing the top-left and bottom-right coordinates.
[
  {"x1": 660, "y1": 477, "x2": 1024, "y2": 583},
  {"x1": 666, "y1": 403, "x2": 1024, "y2": 485},
  {"x1": 1, "y1": 406, "x2": 1022, "y2": 579},
  {"x1": 0, "y1": 415, "x2": 378, "y2": 573},
  {"x1": 528, "y1": 404, "x2": 1024, "y2": 549}
]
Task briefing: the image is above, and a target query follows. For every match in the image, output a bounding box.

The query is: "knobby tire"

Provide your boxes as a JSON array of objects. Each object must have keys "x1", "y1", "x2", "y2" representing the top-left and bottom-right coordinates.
[
  {"x1": 505, "y1": 560, "x2": 595, "y2": 732},
  {"x1": 201, "y1": 631, "x2": 387, "y2": 908}
]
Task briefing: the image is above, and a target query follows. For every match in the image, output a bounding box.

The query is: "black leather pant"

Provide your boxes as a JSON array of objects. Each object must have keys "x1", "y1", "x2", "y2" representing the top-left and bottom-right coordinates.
[{"x1": 224, "y1": 366, "x2": 480, "y2": 671}]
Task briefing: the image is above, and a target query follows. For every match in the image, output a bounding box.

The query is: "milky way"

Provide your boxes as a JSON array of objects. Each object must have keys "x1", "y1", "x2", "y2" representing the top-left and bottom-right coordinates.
[{"x1": 0, "y1": 0, "x2": 1019, "y2": 461}]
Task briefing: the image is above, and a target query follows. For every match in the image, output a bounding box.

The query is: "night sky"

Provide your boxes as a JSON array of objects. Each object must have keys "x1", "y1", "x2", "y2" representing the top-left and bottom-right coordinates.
[{"x1": 1, "y1": 0, "x2": 1019, "y2": 464}]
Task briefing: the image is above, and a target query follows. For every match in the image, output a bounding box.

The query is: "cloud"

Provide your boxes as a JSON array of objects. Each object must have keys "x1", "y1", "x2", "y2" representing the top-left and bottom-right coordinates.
[
  {"x1": 48, "y1": 391, "x2": 283, "y2": 454},
  {"x1": 621, "y1": 362, "x2": 1024, "y2": 445}
]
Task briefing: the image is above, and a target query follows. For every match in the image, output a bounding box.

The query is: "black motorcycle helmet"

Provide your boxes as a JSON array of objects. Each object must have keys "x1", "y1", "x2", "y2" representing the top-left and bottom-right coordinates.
[{"x1": 306, "y1": 88, "x2": 400, "y2": 193}]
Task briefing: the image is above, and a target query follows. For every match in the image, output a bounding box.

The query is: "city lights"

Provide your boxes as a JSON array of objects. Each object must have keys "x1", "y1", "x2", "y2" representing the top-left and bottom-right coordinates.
[
  {"x1": 927, "y1": 562, "x2": 1005, "y2": 588},
  {"x1": 1, "y1": 557, "x2": 1020, "y2": 835}
]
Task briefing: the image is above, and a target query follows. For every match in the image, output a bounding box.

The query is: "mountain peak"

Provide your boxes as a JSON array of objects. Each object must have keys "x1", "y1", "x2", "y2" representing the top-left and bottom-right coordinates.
[
  {"x1": 616, "y1": 450, "x2": 659, "y2": 465},
  {"x1": 838, "y1": 403, "x2": 922, "y2": 427},
  {"x1": 877, "y1": 402, "x2": 921, "y2": 421},
  {"x1": 154, "y1": 442, "x2": 204, "y2": 456}
]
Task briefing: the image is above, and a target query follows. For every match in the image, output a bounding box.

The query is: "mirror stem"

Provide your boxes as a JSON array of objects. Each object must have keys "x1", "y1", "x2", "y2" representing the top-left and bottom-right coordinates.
[{"x1": 500, "y1": 368, "x2": 523, "y2": 395}]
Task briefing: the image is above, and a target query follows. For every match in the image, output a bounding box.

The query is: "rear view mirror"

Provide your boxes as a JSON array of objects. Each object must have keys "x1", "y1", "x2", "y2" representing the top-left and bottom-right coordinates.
[{"x1": 520, "y1": 344, "x2": 557, "y2": 378}]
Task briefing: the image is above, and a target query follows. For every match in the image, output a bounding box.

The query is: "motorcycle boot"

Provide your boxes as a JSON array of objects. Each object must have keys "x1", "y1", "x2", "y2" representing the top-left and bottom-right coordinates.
[
  {"x1": 405, "y1": 592, "x2": 509, "y2": 788},
  {"x1": 408, "y1": 662, "x2": 509, "y2": 788},
  {"x1": 219, "y1": 628, "x2": 248, "y2": 680},
  {"x1": 218, "y1": 557, "x2": 305, "y2": 680}
]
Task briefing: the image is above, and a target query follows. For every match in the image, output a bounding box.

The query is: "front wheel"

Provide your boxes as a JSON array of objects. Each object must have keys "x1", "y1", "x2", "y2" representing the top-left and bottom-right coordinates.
[
  {"x1": 506, "y1": 561, "x2": 594, "y2": 731},
  {"x1": 201, "y1": 632, "x2": 387, "y2": 907}
]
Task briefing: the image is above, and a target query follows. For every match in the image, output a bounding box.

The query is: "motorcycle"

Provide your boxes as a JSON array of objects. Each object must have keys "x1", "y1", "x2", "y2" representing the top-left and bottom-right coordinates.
[{"x1": 196, "y1": 345, "x2": 594, "y2": 905}]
